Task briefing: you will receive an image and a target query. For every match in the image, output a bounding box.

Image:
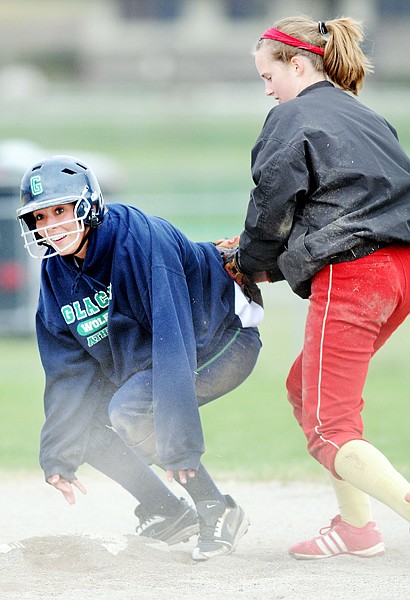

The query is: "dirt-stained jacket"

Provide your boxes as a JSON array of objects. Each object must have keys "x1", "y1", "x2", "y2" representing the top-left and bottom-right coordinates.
[{"x1": 238, "y1": 81, "x2": 410, "y2": 298}]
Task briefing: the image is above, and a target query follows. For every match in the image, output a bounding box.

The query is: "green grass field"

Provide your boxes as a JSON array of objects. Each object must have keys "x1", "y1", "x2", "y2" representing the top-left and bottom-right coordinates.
[
  {"x1": 1, "y1": 285, "x2": 409, "y2": 481},
  {"x1": 1, "y1": 90, "x2": 410, "y2": 480}
]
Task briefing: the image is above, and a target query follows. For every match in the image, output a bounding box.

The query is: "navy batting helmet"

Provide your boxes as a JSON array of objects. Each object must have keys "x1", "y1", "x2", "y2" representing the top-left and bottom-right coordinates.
[{"x1": 17, "y1": 155, "x2": 106, "y2": 257}]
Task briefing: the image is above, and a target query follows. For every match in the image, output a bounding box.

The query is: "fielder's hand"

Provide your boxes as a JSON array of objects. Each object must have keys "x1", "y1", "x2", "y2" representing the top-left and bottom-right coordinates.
[
  {"x1": 214, "y1": 236, "x2": 248, "y2": 286},
  {"x1": 47, "y1": 473, "x2": 87, "y2": 505},
  {"x1": 213, "y1": 236, "x2": 270, "y2": 286},
  {"x1": 213, "y1": 236, "x2": 266, "y2": 307},
  {"x1": 214, "y1": 235, "x2": 240, "y2": 250}
]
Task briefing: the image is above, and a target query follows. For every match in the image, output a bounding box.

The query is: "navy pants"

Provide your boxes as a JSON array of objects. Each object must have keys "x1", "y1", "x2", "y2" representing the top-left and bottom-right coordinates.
[{"x1": 108, "y1": 325, "x2": 261, "y2": 466}]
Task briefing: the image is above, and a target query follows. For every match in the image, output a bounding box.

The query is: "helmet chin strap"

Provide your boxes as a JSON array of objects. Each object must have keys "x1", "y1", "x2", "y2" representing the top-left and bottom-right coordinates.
[{"x1": 73, "y1": 226, "x2": 91, "y2": 258}]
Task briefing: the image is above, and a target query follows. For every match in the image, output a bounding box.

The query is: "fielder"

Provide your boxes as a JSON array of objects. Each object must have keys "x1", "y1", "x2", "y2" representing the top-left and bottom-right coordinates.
[
  {"x1": 220, "y1": 15, "x2": 410, "y2": 559},
  {"x1": 16, "y1": 154, "x2": 263, "y2": 561}
]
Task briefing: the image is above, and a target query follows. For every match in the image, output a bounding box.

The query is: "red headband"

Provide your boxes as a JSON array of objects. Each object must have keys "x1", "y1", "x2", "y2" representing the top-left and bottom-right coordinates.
[{"x1": 260, "y1": 27, "x2": 325, "y2": 56}]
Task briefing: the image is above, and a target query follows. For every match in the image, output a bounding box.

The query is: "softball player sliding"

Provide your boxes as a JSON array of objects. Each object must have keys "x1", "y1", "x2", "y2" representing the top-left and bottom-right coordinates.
[{"x1": 16, "y1": 155, "x2": 263, "y2": 562}]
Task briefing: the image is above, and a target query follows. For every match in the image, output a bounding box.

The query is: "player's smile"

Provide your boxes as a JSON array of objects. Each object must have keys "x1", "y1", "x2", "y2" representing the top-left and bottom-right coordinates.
[
  {"x1": 33, "y1": 203, "x2": 88, "y2": 257},
  {"x1": 48, "y1": 232, "x2": 68, "y2": 242}
]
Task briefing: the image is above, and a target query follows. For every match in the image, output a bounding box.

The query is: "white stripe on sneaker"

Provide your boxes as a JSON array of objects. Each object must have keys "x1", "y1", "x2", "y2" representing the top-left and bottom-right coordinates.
[
  {"x1": 316, "y1": 531, "x2": 348, "y2": 555},
  {"x1": 328, "y1": 531, "x2": 348, "y2": 553},
  {"x1": 316, "y1": 538, "x2": 334, "y2": 555}
]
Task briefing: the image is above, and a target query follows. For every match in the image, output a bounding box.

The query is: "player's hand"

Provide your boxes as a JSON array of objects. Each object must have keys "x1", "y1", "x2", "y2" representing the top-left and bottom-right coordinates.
[
  {"x1": 214, "y1": 236, "x2": 270, "y2": 289},
  {"x1": 47, "y1": 474, "x2": 87, "y2": 505},
  {"x1": 214, "y1": 235, "x2": 240, "y2": 250},
  {"x1": 166, "y1": 469, "x2": 196, "y2": 484}
]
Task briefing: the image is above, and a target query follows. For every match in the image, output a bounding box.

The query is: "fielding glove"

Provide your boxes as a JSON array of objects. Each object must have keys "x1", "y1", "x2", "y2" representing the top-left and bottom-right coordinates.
[{"x1": 213, "y1": 236, "x2": 265, "y2": 307}]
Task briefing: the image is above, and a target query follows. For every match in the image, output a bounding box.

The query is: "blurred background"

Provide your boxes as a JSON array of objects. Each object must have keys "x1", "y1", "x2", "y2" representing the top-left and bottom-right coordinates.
[
  {"x1": 1, "y1": 0, "x2": 409, "y2": 479},
  {"x1": 1, "y1": 0, "x2": 410, "y2": 334}
]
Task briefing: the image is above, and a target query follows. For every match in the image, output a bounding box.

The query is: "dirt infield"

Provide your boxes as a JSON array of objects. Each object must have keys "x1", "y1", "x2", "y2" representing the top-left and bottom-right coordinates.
[{"x1": 1, "y1": 470, "x2": 409, "y2": 599}]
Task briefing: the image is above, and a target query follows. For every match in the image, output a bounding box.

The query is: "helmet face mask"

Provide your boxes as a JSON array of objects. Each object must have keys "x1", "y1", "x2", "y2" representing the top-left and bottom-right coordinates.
[
  {"x1": 19, "y1": 195, "x2": 91, "y2": 259},
  {"x1": 16, "y1": 155, "x2": 106, "y2": 259}
]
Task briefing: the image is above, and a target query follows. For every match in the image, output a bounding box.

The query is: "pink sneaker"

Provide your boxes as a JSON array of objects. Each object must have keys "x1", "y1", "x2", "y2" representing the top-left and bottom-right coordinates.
[{"x1": 289, "y1": 515, "x2": 385, "y2": 560}]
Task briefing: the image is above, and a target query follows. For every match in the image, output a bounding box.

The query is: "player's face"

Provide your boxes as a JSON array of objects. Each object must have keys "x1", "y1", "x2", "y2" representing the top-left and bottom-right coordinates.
[
  {"x1": 255, "y1": 44, "x2": 299, "y2": 104},
  {"x1": 33, "y1": 203, "x2": 89, "y2": 258}
]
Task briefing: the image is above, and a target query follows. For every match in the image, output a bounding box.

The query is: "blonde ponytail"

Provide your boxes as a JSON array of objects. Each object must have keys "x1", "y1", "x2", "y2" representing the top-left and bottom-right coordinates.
[{"x1": 256, "y1": 16, "x2": 373, "y2": 95}]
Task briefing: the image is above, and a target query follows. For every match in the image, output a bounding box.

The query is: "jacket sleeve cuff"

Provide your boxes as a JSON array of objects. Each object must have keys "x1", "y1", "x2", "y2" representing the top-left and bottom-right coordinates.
[
  {"x1": 163, "y1": 452, "x2": 202, "y2": 473},
  {"x1": 43, "y1": 463, "x2": 77, "y2": 482}
]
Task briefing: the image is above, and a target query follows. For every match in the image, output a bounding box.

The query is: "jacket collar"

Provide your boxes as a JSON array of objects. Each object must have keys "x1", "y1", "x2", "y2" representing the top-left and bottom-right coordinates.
[{"x1": 298, "y1": 80, "x2": 334, "y2": 98}]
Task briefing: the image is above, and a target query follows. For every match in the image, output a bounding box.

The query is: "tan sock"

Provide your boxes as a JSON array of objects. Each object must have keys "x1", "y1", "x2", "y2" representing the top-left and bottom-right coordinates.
[
  {"x1": 326, "y1": 469, "x2": 373, "y2": 527},
  {"x1": 334, "y1": 440, "x2": 410, "y2": 522}
]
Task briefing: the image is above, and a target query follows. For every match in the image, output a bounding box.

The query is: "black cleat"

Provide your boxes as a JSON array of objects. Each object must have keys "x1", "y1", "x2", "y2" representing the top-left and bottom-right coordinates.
[
  {"x1": 135, "y1": 498, "x2": 199, "y2": 545},
  {"x1": 192, "y1": 494, "x2": 250, "y2": 561}
]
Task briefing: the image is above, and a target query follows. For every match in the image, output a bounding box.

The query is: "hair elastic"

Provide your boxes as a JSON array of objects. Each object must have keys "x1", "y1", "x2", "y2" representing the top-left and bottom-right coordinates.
[
  {"x1": 260, "y1": 27, "x2": 325, "y2": 56},
  {"x1": 318, "y1": 21, "x2": 328, "y2": 35}
]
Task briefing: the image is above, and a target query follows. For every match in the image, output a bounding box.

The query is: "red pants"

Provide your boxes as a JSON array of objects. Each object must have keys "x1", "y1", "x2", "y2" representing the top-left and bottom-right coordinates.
[{"x1": 286, "y1": 246, "x2": 410, "y2": 476}]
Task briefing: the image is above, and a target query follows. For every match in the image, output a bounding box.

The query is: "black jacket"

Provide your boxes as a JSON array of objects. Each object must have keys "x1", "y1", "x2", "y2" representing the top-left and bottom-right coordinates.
[{"x1": 238, "y1": 81, "x2": 410, "y2": 298}]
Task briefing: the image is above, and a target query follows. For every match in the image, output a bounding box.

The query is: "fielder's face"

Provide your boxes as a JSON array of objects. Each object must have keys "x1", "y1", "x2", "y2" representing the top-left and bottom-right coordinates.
[
  {"x1": 33, "y1": 202, "x2": 89, "y2": 258},
  {"x1": 255, "y1": 44, "x2": 302, "y2": 104}
]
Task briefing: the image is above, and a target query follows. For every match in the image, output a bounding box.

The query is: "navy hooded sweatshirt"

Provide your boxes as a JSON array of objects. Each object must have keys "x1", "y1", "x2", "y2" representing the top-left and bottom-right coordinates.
[{"x1": 36, "y1": 203, "x2": 240, "y2": 480}]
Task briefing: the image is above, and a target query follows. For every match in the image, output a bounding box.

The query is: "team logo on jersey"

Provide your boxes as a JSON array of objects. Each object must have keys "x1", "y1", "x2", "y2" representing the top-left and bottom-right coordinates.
[
  {"x1": 60, "y1": 285, "x2": 112, "y2": 348},
  {"x1": 30, "y1": 175, "x2": 43, "y2": 196},
  {"x1": 76, "y1": 310, "x2": 108, "y2": 336}
]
